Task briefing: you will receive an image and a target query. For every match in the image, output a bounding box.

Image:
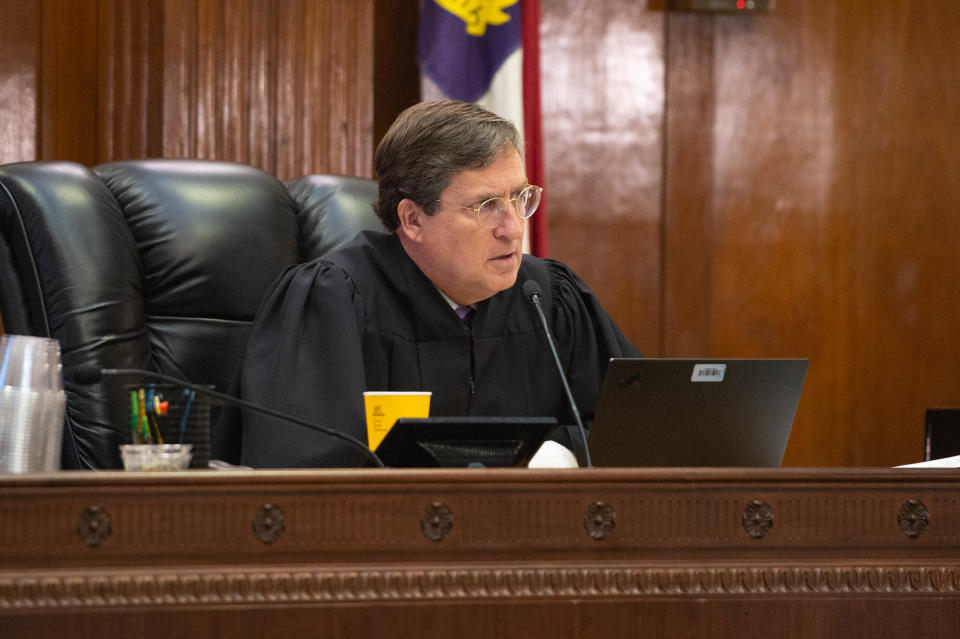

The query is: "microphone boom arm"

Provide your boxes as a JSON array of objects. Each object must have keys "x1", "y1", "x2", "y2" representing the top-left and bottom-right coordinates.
[{"x1": 525, "y1": 289, "x2": 593, "y2": 467}]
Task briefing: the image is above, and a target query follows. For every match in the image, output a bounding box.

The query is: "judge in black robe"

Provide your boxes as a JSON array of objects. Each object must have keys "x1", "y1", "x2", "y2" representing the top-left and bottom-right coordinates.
[
  {"x1": 214, "y1": 100, "x2": 641, "y2": 468},
  {"x1": 214, "y1": 230, "x2": 639, "y2": 468}
]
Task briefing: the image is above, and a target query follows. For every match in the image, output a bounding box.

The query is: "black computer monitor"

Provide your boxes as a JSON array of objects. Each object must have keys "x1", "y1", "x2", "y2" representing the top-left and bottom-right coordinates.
[{"x1": 374, "y1": 417, "x2": 556, "y2": 468}]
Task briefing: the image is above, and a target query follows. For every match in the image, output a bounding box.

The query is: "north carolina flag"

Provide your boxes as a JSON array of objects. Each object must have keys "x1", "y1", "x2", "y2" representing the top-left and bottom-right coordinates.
[{"x1": 418, "y1": 0, "x2": 547, "y2": 257}]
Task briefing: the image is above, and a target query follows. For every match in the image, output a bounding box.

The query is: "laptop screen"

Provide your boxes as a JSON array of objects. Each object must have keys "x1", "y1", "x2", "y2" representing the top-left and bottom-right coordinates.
[{"x1": 588, "y1": 358, "x2": 808, "y2": 467}]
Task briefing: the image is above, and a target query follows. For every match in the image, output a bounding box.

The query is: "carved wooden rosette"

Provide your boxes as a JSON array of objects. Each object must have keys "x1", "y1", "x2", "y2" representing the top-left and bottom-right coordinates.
[
  {"x1": 252, "y1": 503, "x2": 286, "y2": 544},
  {"x1": 583, "y1": 501, "x2": 616, "y2": 540},
  {"x1": 741, "y1": 500, "x2": 774, "y2": 539},
  {"x1": 420, "y1": 502, "x2": 453, "y2": 541},
  {"x1": 76, "y1": 506, "x2": 111, "y2": 547},
  {"x1": 898, "y1": 499, "x2": 929, "y2": 538}
]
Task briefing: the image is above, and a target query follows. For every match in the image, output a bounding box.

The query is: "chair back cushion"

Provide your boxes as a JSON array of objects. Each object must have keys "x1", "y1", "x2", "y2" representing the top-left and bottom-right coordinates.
[{"x1": 287, "y1": 174, "x2": 384, "y2": 261}]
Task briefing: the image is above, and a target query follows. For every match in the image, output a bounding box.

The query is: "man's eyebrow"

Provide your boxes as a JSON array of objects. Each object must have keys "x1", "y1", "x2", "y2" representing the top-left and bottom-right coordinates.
[{"x1": 467, "y1": 182, "x2": 530, "y2": 202}]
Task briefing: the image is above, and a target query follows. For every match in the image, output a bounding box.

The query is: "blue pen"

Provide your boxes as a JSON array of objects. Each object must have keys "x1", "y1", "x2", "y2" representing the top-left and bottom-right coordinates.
[{"x1": 179, "y1": 389, "x2": 195, "y2": 444}]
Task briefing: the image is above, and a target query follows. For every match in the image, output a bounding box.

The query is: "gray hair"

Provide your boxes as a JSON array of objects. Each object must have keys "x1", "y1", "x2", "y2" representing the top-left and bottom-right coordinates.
[{"x1": 374, "y1": 100, "x2": 524, "y2": 232}]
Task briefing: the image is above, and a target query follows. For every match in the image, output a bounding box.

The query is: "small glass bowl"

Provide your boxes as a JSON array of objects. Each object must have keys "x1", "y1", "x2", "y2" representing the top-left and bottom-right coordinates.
[{"x1": 119, "y1": 444, "x2": 193, "y2": 471}]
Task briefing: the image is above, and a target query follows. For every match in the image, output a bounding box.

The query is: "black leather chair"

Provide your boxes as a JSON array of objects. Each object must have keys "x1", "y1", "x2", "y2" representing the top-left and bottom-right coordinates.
[{"x1": 0, "y1": 159, "x2": 383, "y2": 469}]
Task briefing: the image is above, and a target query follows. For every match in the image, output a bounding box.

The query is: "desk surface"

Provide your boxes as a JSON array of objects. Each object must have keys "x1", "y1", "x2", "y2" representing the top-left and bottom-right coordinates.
[{"x1": 2, "y1": 467, "x2": 960, "y2": 638}]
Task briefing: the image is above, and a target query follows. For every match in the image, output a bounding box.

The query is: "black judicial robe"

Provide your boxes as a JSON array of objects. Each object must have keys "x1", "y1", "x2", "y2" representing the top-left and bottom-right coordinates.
[{"x1": 213, "y1": 231, "x2": 641, "y2": 468}]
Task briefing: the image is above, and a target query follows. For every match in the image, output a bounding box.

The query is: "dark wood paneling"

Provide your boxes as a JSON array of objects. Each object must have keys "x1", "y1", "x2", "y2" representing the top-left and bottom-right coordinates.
[
  {"x1": 540, "y1": 0, "x2": 960, "y2": 466},
  {"x1": 98, "y1": 0, "x2": 165, "y2": 159},
  {"x1": 661, "y1": 14, "x2": 716, "y2": 357},
  {"x1": 39, "y1": 0, "x2": 100, "y2": 163},
  {"x1": 0, "y1": 2, "x2": 40, "y2": 165},
  {"x1": 168, "y1": 0, "x2": 373, "y2": 177},
  {"x1": 160, "y1": 0, "x2": 197, "y2": 158},
  {"x1": 662, "y1": 1, "x2": 960, "y2": 466},
  {"x1": 665, "y1": 4, "x2": 855, "y2": 466},
  {"x1": 6, "y1": 0, "x2": 374, "y2": 177},
  {"x1": 3, "y1": 599, "x2": 957, "y2": 639},
  {"x1": 373, "y1": 0, "x2": 420, "y2": 150},
  {"x1": 158, "y1": 0, "x2": 375, "y2": 178},
  {"x1": 540, "y1": 0, "x2": 665, "y2": 351},
  {"x1": 831, "y1": 3, "x2": 960, "y2": 465},
  {"x1": 301, "y1": 0, "x2": 375, "y2": 178}
]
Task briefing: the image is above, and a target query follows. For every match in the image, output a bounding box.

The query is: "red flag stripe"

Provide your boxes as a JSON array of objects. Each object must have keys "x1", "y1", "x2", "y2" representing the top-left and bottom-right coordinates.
[{"x1": 522, "y1": 0, "x2": 547, "y2": 257}]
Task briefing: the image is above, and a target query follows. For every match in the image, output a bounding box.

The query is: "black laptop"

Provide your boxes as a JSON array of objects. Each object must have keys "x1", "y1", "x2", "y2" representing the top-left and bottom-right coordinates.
[{"x1": 588, "y1": 358, "x2": 808, "y2": 467}]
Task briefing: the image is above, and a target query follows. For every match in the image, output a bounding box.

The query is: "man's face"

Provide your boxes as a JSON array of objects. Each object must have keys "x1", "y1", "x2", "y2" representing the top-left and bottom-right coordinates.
[{"x1": 398, "y1": 148, "x2": 527, "y2": 306}]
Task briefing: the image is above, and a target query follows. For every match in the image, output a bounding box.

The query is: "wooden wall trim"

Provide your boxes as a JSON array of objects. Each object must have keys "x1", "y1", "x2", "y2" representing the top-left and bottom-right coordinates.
[{"x1": 4, "y1": 563, "x2": 960, "y2": 610}]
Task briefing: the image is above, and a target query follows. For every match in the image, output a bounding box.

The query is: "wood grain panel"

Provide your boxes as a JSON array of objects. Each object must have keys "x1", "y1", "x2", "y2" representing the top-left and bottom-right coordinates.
[
  {"x1": 161, "y1": 0, "x2": 199, "y2": 158},
  {"x1": 665, "y1": 4, "x2": 855, "y2": 466},
  {"x1": 832, "y1": 2, "x2": 960, "y2": 465},
  {"x1": 194, "y1": 0, "x2": 229, "y2": 160},
  {"x1": 664, "y1": 1, "x2": 960, "y2": 466},
  {"x1": 98, "y1": 0, "x2": 165, "y2": 159},
  {"x1": 38, "y1": 0, "x2": 99, "y2": 163},
  {"x1": 301, "y1": 0, "x2": 375, "y2": 178},
  {"x1": 162, "y1": 0, "x2": 374, "y2": 178},
  {"x1": 540, "y1": 0, "x2": 664, "y2": 351},
  {"x1": 373, "y1": 0, "x2": 420, "y2": 149},
  {"x1": 662, "y1": 14, "x2": 715, "y2": 357},
  {"x1": 274, "y1": 0, "x2": 307, "y2": 179},
  {"x1": 0, "y1": 2, "x2": 39, "y2": 165}
]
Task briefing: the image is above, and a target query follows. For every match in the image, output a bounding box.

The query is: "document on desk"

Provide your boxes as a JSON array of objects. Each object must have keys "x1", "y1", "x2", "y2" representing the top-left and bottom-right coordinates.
[{"x1": 895, "y1": 454, "x2": 960, "y2": 468}]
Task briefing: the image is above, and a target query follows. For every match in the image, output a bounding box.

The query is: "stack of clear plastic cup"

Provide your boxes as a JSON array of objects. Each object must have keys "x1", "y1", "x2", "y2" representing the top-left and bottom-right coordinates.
[{"x1": 0, "y1": 335, "x2": 66, "y2": 472}]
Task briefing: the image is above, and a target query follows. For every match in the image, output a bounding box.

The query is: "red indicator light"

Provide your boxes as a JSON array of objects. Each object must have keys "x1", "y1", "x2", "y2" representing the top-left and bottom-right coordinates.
[{"x1": 737, "y1": 0, "x2": 746, "y2": 7}]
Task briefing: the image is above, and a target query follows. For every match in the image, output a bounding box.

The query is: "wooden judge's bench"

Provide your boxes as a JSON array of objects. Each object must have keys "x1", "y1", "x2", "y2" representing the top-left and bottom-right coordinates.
[{"x1": 2, "y1": 467, "x2": 960, "y2": 638}]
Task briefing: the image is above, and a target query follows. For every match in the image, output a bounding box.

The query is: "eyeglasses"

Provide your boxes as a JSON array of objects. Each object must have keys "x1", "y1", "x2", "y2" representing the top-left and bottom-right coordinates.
[{"x1": 440, "y1": 185, "x2": 543, "y2": 230}]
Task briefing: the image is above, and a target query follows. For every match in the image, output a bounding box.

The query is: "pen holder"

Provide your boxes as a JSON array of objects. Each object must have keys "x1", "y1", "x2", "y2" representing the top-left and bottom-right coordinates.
[
  {"x1": 125, "y1": 384, "x2": 211, "y2": 469},
  {"x1": 120, "y1": 443, "x2": 193, "y2": 471}
]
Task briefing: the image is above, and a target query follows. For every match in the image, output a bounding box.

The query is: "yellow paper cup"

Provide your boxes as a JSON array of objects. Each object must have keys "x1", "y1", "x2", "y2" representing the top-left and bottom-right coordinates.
[{"x1": 363, "y1": 391, "x2": 431, "y2": 450}]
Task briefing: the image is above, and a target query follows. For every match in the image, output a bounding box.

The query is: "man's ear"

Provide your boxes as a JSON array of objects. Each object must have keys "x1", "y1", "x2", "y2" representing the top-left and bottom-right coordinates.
[{"x1": 396, "y1": 198, "x2": 424, "y2": 241}]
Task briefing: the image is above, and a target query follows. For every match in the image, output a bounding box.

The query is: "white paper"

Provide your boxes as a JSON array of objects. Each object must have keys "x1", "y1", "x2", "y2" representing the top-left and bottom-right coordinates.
[{"x1": 895, "y1": 454, "x2": 960, "y2": 468}]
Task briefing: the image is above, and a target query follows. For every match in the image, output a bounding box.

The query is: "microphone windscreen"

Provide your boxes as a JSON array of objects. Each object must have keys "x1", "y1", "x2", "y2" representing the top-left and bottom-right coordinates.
[
  {"x1": 71, "y1": 365, "x2": 104, "y2": 385},
  {"x1": 522, "y1": 279, "x2": 542, "y2": 302}
]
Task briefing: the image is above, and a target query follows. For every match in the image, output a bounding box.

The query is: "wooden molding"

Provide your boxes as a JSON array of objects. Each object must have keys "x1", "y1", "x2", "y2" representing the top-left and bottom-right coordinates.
[{"x1": 4, "y1": 563, "x2": 960, "y2": 610}]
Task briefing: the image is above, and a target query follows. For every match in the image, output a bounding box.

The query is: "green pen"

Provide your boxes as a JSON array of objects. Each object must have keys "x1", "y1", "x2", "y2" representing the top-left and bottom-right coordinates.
[
  {"x1": 138, "y1": 388, "x2": 152, "y2": 444},
  {"x1": 129, "y1": 390, "x2": 139, "y2": 444}
]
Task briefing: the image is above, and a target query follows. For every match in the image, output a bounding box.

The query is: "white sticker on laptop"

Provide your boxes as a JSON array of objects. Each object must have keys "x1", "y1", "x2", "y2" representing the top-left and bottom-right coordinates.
[{"x1": 691, "y1": 363, "x2": 726, "y2": 382}]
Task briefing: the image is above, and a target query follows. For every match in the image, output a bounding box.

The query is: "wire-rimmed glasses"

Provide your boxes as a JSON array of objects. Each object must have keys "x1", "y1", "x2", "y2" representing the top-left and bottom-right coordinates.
[{"x1": 442, "y1": 185, "x2": 543, "y2": 229}]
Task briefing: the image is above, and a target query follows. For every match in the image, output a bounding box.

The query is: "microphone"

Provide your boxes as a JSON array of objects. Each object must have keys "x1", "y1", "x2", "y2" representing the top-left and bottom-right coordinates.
[
  {"x1": 522, "y1": 280, "x2": 592, "y2": 467},
  {"x1": 72, "y1": 366, "x2": 385, "y2": 468}
]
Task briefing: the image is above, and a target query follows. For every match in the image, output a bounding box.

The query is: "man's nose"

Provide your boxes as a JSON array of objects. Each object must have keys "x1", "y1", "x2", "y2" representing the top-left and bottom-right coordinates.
[{"x1": 493, "y1": 203, "x2": 523, "y2": 239}]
